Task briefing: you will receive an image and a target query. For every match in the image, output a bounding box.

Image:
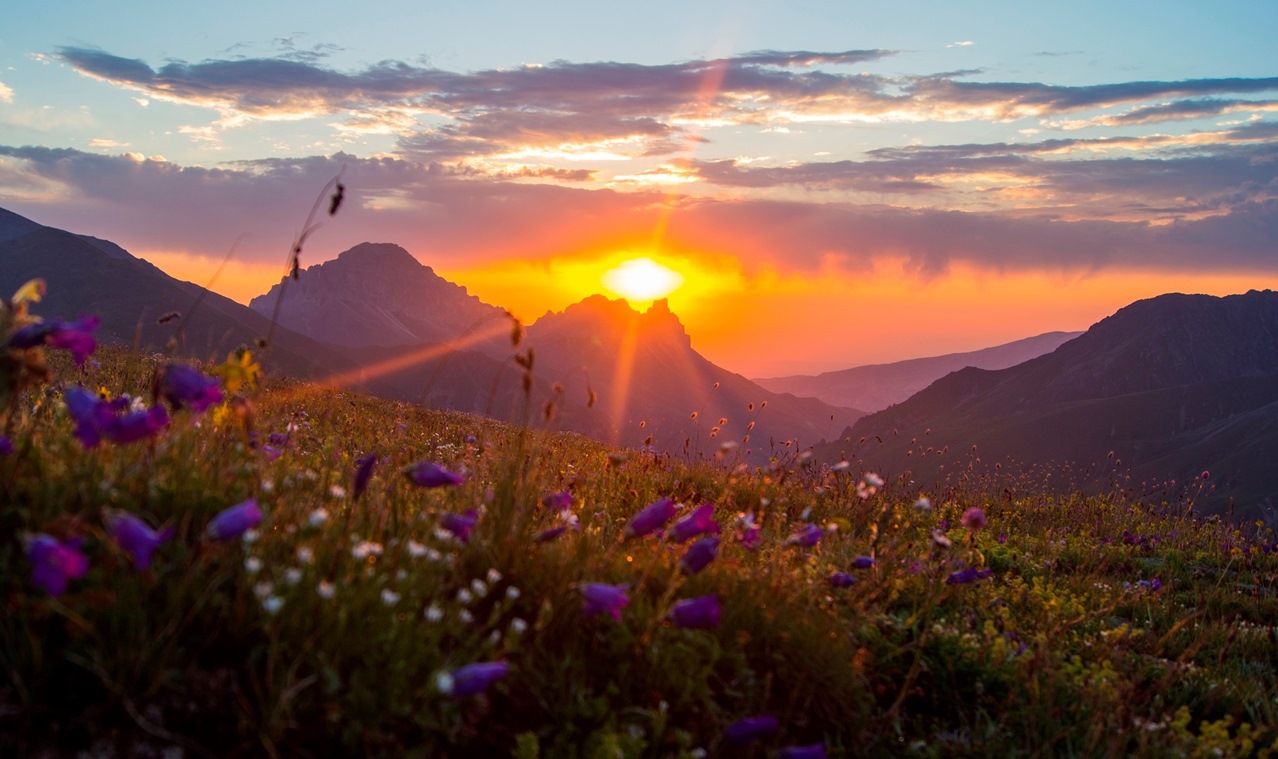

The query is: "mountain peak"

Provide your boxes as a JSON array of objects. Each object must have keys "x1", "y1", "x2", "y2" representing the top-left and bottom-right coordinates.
[{"x1": 333, "y1": 242, "x2": 425, "y2": 271}]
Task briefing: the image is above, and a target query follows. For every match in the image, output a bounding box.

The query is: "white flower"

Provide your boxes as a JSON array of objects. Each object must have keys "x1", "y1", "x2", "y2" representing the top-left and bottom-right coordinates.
[
  {"x1": 262, "y1": 596, "x2": 284, "y2": 614},
  {"x1": 865, "y1": 472, "x2": 885, "y2": 488},
  {"x1": 931, "y1": 530, "x2": 953, "y2": 549},
  {"x1": 317, "y1": 580, "x2": 336, "y2": 599},
  {"x1": 486, "y1": 568, "x2": 502, "y2": 584},
  {"x1": 254, "y1": 581, "x2": 274, "y2": 599},
  {"x1": 509, "y1": 617, "x2": 528, "y2": 635},
  {"x1": 260, "y1": 479, "x2": 275, "y2": 495},
  {"x1": 457, "y1": 588, "x2": 473, "y2": 604},
  {"x1": 296, "y1": 546, "x2": 314, "y2": 564},
  {"x1": 407, "y1": 540, "x2": 429, "y2": 558},
  {"x1": 242, "y1": 529, "x2": 260, "y2": 544},
  {"x1": 913, "y1": 497, "x2": 933, "y2": 512},
  {"x1": 505, "y1": 586, "x2": 521, "y2": 601},
  {"x1": 487, "y1": 630, "x2": 501, "y2": 646},
  {"x1": 831, "y1": 460, "x2": 850, "y2": 472},
  {"x1": 351, "y1": 541, "x2": 383, "y2": 560},
  {"x1": 328, "y1": 485, "x2": 347, "y2": 499},
  {"x1": 424, "y1": 604, "x2": 444, "y2": 622},
  {"x1": 435, "y1": 672, "x2": 454, "y2": 694},
  {"x1": 283, "y1": 567, "x2": 303, "y2": 585},
  {"x1": 470, "y1": 578, "x2": 488, "y2": 597},
  {"x1": 458, "y1": 609, "x2": 475, "y2": 624},
  {"x1": 244, "y1": 556, "x2": 263, "y2": 575},
  {"x1": 308, "y1": 508, "x2": 330, "y2": 527},
  {"x1": 381, "y1": 589, "x2": 401, "y2": 606}
]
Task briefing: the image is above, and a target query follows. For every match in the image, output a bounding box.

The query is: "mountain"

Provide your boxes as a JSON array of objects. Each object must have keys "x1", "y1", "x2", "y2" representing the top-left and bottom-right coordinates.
[
  {"x1": 248, "y1": 243, "x2": 513, "y2": 360},
  {"x1": 754, "y1": 331, "x2": 1082, "y2": 413},
  {"x1": 0, "y1": 210, "x2": 354, "y2": 379},
  {"x1": 817, "y1": 291, "x2": 1278, "y2": 520},
  {"x1": 524, "y1": 295, "x2": 865, "y2": 459}
]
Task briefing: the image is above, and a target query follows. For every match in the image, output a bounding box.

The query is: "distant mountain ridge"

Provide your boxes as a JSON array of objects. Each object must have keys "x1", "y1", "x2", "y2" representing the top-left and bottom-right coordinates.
[
  {"x1": 818, "y1": 291, "x2": 1278, "y2": 520},
  {"x1": 755, "y1": 331, "x2": 1082, "y2": 413}
]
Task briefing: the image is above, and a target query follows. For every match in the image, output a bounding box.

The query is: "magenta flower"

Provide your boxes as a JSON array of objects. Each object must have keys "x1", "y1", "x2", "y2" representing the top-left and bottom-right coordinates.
[
  {"x1": 580, "y1": 582, "x2": 630, "y2": 621},
  {"x1": 405, "y1": 461, "x2": 464, "y2": 488},
  {"x1": 946, "y1": 567, "x2": 993, "y2": 585},
  {"x1": 785, "y1": 523, "x2": 822, "y2": 548},
  {"x1": 625, "y1": 497, "x2": 678, "y2": 539},
  {"x1": 667, "y1": 502, "x2": 719, "y2": 543},
  {"x1": 25, "y1": 534, "x2": 89, "y2": 596},
  {"x1": 850, "y1": 555, "x2": 877, "y2": 569},
  {"x1": 109, "y1": 512, "x2": 174, "y2": 570},
  {"x1": 679, "y1": 536, "x2": 719, "y2": 575},
  {"x1": 827, "y1": 571, "x2": 858, "y2": 588},
  {"x1": 64, "y1": 387, "x2": 169, "y2": 447},
  {"x1": 157, "y1": 363, "x2": 224, "y2": 413},
  {"x1": 9, "y1": 314, "x2": 99, "y2": 365},
  {"x1": 779, "y1": 744, "x2": 827, "y2": 759},
  {"x1": 207, "y1": 498, "x2": 262, "y2": 541},
  {"x1": 440, "y1": 509, "x2": 479, "y2": 542},
  {"x1": 541, "y1": 490, "x2": 573, "y2": 511},
  {"x1": 1201, "y1": 470, "x2": 1210, "y2": 480},
  {"x1": 960, "y1": 507, "x2": 987, "y2": 531},
  {"x1": 737, "y1": 523, "x2": 761, "y2": 551},
  {"x1": 446, "y1": 661, "x2": 509, "y2": 698},
  {"x1": 725, "y1": 715, "x2": 779, "y2": 745},
  {"x1": 669, "y1": 594, "x2": 721, "y2": 629},
  {"x1": 353, "y1": 453, "x2": 377, "y2": 501}
]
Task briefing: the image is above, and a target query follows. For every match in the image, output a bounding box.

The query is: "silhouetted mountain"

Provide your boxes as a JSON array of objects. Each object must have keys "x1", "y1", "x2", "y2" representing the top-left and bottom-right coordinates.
[
  {"x1": 248, "y1": 243, "x2": 513, "y2": 360},
  {"x1": 818, "y1": 291, "x2": 1278, "y2": 520},
  {"x1": 754, "y1": 331, "x2": 1082, "y2": 413},
  {"x1": 525, "y1": 295, "x2": 864, "y2": 459}
]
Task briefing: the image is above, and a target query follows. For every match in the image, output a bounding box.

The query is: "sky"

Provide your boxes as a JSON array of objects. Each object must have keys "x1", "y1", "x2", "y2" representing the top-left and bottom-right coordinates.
[{"x1": 2, "y1": 0, "x2": 1276, "y2": 376}]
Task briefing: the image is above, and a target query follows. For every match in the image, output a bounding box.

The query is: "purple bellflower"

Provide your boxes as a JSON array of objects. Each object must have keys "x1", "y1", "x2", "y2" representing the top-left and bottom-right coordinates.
[
  {"x1": 405, "y1": 461, "x2": 465, "y2": 488},
  {"x1": 580, "y1": 582, "x2": 630, "y2": 621},
  {"x1": 725, "y1": 715, "x2": 779, "y2": 745},
  {"x1": 626, "y1": 497, "x2": 678, "y2": 539},
  {"x1": 850, "y1": 555, "x2": 877, "y2": 570},
  {"x1": 26, "y1": 534, "x2": 89, "y2": 596},
  {"x1": 440, "y1": 509, "x2": 479, "y2": 542},
  {"x1": 679, "y1": 536, "x2": 719, "y2": 575},
  {"x1": 157, "y1": 363, "x2": 224, "y2": 413},
  {"x1": 207, "y1": 499, "x2": 262, "y2": 541},
  {"x1": 827, "y1": 571, "x2": 858, "y2": 588},
  {"x1": 353, "y1": 453, "x2": 377, "y2": 501},
  {"x1": 541, "y1": 490, "x2": 573, "y2": 511},
  {"x1": 9, "y1": 315, "x2": 99, "y2": 365},
  {"x1": 946, "y1": 567, "x2": 994, "y2": 585},
  {"x1": 669, "y1": 594, "x2": 721, "y2": 629},
  {"x1": 779, "y1": 744, "x2": 827, "y2": 759},
  {"x1": 785, "y1": 523, "x2": 822, "y2": 548},
  {"x1": 446, "y1": 661, "x2": 509, "y2": 698},
  {"x1": 667, "y1": 502, "x2": 719, "y2": 543},
  {"x1": 109, "y1": 511, "x2": 174, "y2": 570}
]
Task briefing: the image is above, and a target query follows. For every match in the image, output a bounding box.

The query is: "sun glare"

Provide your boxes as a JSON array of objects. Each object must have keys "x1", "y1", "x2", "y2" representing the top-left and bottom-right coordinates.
[{"x1": 601, "y1": 257, "x2": 685, "y2": 303}]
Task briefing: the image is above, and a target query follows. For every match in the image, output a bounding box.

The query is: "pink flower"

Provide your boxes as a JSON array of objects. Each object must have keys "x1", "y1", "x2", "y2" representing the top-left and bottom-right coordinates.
[{"x1": 960, "y1": 507, "x2": 987, "y2": 531}]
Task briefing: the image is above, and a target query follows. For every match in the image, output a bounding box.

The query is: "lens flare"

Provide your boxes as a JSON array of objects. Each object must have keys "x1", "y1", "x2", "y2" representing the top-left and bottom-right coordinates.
[{"x1": 601, "y1": 258, "x2": 684, "y2": 303}]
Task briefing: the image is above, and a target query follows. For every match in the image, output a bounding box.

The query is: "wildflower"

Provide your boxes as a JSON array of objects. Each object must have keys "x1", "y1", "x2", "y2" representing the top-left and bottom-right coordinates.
[
  {"x1": 470, "y1": 578, "x2": 488, "y2": 597},
  {"x1": 913, "y1": 496, "x2": 932, "y2": 512},
  {"x1": 1201, "y1": 470, "x2": 1210, "y2": 480},
  {"x1": 283, "y1": 567, "x2": 303, "y2": 585},
  {"x1": 864, "y1": 473, "x2": 885, "y2": 489},
  {"x1": 328, "y1": 485, "x2": 346, "y2": 499},
  {"x1": 0, "y1": 435, "x2": 12, "y2": 455},
  {"x1": 9, "y1": 314, "x2": 99, "y2": 365},
  {"x1": 541, "y1": 489, "x2": 572, "y2": 511},
  {"x1": 509, "y1": 617, "x2": 528, "y2": 634},
  {"x1": 105, "y1": 403, "x2": 170, "y2": 444},
  {"x1": 351, "y1": 540, "x2": 383, "y2": 560},
  {"x1": 317, "y1": 580, "x2": 335, "y2": 599},
  {"x1": 108, "y1": 511, "x2": 173, "y2": 570},
  {"x1": 785, "y1": 523, "x2": 822, "y2": 548},
  {"x1": 931, "y1": 530, "x2": 953, "y2": 549},
  {"x1": 505, "y1": 586, "x2": 521, "y2": 601},
  {"x1": 827, "y1": 572, "x2": 858, "y2": 588},
  {"x1": 244, "y1": 556, "x2": 263, "y2": 574},
  {"x1": 946, "y1": 567, "x2": 993, "y2": 585},
  {"x1": 667, "y1": 502, "x2": 719, "y2": 543},
  {"x1": 25, "y1": 534, "x2": 89, "y2": 596},
  {"x1": 487, "y1": 568, "x2": 502, "y2": 584},
  {"x1": 457, "y1": 588, "x2": 474, "y2": 604},
  {"x1": 850, "y1": 555, "x2": 877, "y2": 570},
  {"x1": 353, "y1": 453, "x2": 377, "y2": 501},
  {"x1": 440, "y1": 509, "x2": 479, "y2": 542},
  {"x1": 407, "y1": 540, "x2": 429, "y2": 557},
  {"x1": 626, "y1": 497, "x2": 678, "y2": 538},
  {"x1": 779, "y1": 744, "x2": 827, "y2": 759},
  {"x1": 381, "y1": 588, "x2": 401, "y2": 606},
  {"x1": 960, "y1": 507, "x2": 987, "y2": 531},
  {"x1": 253, "y1": 581, "x2": 274, "y2": 599},
  {"x1": 669, "y1": 595, "x2": 721, "y2": 629},
  {"x1": 206, "y1": 499, "x2": 262, "y2": 541},
  {"x1": 404, "y1": 461, "x2": 464, "y2": 488},
  {"x1": 425, "y1": 604, "x2": 444, "y2": 622},
  {"x1": 262, "y1": 596, "x2": 284, "y2": 615},
  {"x1": 535, "y1": 525, "x2": 568, "y2": 543},
  {"x1": 580, "y1": 582, "x2": 630, "y2": 621},
  {"x1": 679, "y1": 537, "x2": 719, "y2": 575},
  {"x1": 725, "y1": 715, "x2": 779, "y2": 745},
  {"x1": 296, "y1": 546, "x2": 314, "y2": 564},
  {"x1": 156, "y1": 363, "x2": 224, "y2": 413},
  {"x1": 308, "y1": 508, "x2": 330, "y2": 527},
  {"x1": 458, "y1": 609, "x2": 475, "y2": 624},
  {"x1": 737, "y1": 512, "x2": 762, "y2": 551}
]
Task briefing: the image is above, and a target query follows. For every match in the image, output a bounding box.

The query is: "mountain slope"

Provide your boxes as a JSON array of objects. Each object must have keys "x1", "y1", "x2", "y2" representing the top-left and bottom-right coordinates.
[
  {"x1": 754, "y1": 331, "x2": 1082, "y2": 413},
  {"x1": 248, "y1": 243, "x2": 513, "y2": 360},
  {"x1": 817, "y1": 291, "x2": 1278, "y2": 519}
]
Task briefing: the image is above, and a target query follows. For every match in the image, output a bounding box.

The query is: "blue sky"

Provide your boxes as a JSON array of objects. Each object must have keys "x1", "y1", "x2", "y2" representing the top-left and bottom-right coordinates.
[{"x1": 2, "y1": 1, "x2": 1276, "y2": 374}]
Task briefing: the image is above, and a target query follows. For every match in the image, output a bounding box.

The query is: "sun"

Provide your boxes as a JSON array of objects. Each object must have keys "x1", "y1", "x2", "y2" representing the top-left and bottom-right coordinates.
[{"x1": 601, "y1": 257, "x2": 685, "y2": 303}]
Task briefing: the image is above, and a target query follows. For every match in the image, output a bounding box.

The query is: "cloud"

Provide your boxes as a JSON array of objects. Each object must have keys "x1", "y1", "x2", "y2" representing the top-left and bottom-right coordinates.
[{"x1": 0, "y1": 80, "x2": 12, "y2": 103}]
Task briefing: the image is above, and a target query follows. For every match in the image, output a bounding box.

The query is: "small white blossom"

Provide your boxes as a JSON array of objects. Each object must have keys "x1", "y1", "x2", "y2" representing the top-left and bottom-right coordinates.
[
  {"x1": 435, "y1": 672, "x2": 454, "y2": 694},
  {"x1": 913, "y1": 497, "x2": 932, "y2": 512},
  {"x1": 328, "y1": 485, "x2": 347, "y2": 499},
  {"x1": 283, "y1": 567, "x2": 303, "y2": 585},
  {"x1": 381, "y1": 589, "x2": 401, "y2": 606},
  {"x1": 457, "y1": 588, "x2": 474, "y2": 604},
  {"x1": 308, "y1": 508, "x2": 330, "y2": 527},
  {"x1": 470, "y1": 578, "x2": 488, "y2": 597},
  {"x1": 486, "y1": 568, "x2": 502, "y2": 584},
  {"x1": 242, "y1": 529, "x2": 260, "y2": 544},
  {"x1": 244, "y1": 556, "x2": 263, "y2": 575},
  {"x1": 458, "y1": 609, "x2": 475, "y2": 624},
  {"x1": 424, "y1": 604, "x2": 444, "y2": 622},
  {"x1": 351, "y1": 541, "x2": 383, "y2": 560},
  {"x1": 254, "y1": 581, "x2": 274, "y2": 599},
  {"x1": 486, "y1": 630, "x2": 501, "y2": 646},
  {"x1": 510, "y1": 617, "x2": 528, "y2": 635},
  {"x1": 505, "y1": 586, "x2": 521, "y2": 601},
  {"x1": 296, "y1": 546, "x2": 314, "y2": 564},
  {"x1": 260, "y1": 479, "x2": 274, "y2": 495},
  {"x1": 407, "y1": 540, "x2": 429, "y2": 558},
  {"x1": 317, "y1": 580, "x2": 336, "y2": 599},
  {"x1": 262, "y1": 596, "x2": 284, "y2": 614}
]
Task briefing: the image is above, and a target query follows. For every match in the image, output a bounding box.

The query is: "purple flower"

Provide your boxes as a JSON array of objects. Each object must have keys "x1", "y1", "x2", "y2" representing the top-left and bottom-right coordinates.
[
  {"x1": 535, "y1": 525, "x2": 569, "y2": 543},
  {"x1": 64, "y1": 387, "x2": 169, "y2": 447},
  {"x1": 353, "y1": 453, "x2": 377, "y2": 501},
  {"x1": 580, "y1": 582, "x2": 630, "y2": 621},
  {"x1": 960, "y1": 507, "x2": 987, "y2": 531},
  {"x1": 26, "y1": 534, "x2": 89, "y2": 596},
  {"x1": 109, "y1": 512, "x2": 174, "y2": 570},
  {"x1": 785, "y1": 523, "x2": 822, "y2": 548},
  {"x1": 157, "y1": 363, "x2": 224, "y2": 413},
  {"x1": 0, "y1": 435, "x2": 12, "y2": 456},
  {"x1": 440, "y1": 509, "x2": 479, "y2": 542},
  {"x1": 446, "y1": 661, "x2": 509, "y2": 698},
  {"x1": 850, "y1": 555, "x2": 877, "y2": 570},
  {"x1": 267, "y1": 432, "x2": 290, "y2": 447},
  {"x1": 207, "y1": 498, "x2": 262, "y2": 541},
  {"x1": 779, "y1": 744, "x2": 827, "y2": 759},
  {"x1": 105, "y1": 405, "x2": 169, "y2": 444},
  {"x1": 827, "y1": 571, "x2": 858, "y2": 588},
  {"x1": 626, "y1": 497, "x2": 678, "y2": 539},
  {"x1": 669, "y1": 594, "x2": 721, "y2": 629},
  {"x1": 737, "y1": 523, "x2": 761, "y2": 551},
  {"x1": 9, "y1": 315, "x2": 99, "y2": 365},
  {"x1": 679, "y1": 536, "x2": 719, "y2": 575},
  {"x1": 405, "y1": 461, "x2": 464, "y2": 488},
  {"x1": 946, "y1": 567, "x2": 993, "y2": 585},
  {"x1": 64, "y1": 386, "x2": 114, "y2": 448},
  {"x1": 725, "y1": 715, "x2": 779, "y2": 745},
  {"x1": 541, "y1": 490, "x2": 573, "y2": 511},
  {"x1": 667, "y1": 502, "x2": 719, "y2": 543}
]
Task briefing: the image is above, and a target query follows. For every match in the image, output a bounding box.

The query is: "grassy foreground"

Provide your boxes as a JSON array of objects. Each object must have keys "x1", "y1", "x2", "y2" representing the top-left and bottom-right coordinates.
[{"x1": 3, "y1": 339, "x2": 1278, "y2": 758}]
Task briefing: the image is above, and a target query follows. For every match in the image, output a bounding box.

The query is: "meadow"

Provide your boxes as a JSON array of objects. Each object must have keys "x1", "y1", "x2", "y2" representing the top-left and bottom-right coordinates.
[{"x1": 3, "y1": 283, "x2": 1278, "y2": 758}]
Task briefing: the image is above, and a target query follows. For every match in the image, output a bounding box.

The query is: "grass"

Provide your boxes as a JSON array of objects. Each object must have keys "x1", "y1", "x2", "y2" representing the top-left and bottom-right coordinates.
[{"x1": 3, "y1": 335, "x2": 1278, "y2": 758}]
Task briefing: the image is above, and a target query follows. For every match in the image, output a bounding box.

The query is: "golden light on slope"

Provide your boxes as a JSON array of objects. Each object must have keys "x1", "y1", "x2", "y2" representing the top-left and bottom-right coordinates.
[{"x1": 601, "y1": 257, "x2": 685, "y2": 304}]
